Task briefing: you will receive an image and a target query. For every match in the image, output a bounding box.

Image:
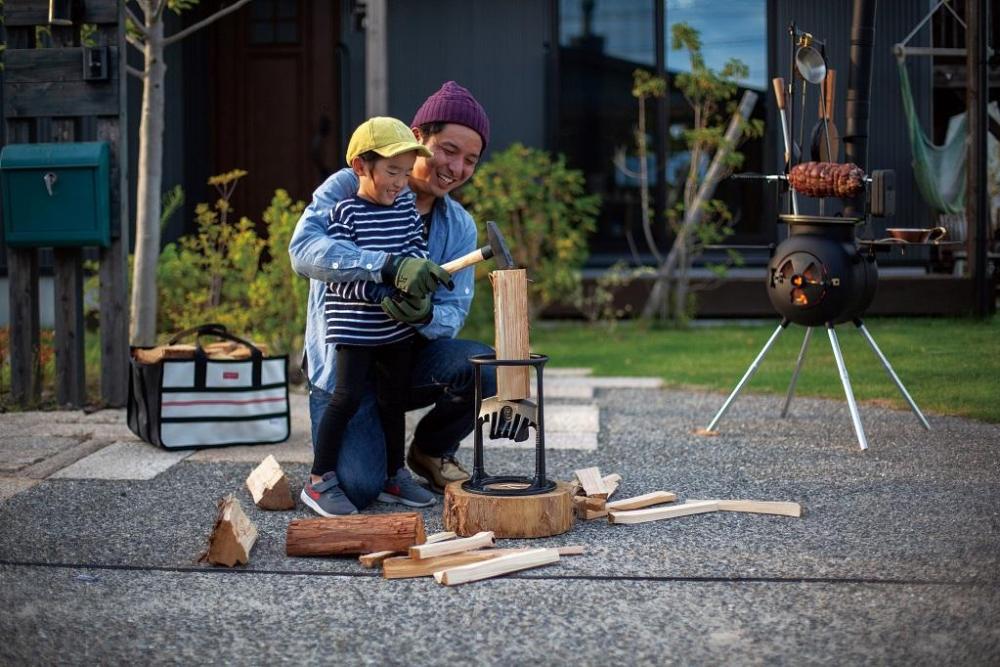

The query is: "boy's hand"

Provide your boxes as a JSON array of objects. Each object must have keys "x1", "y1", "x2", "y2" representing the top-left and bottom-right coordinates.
[
  {"x1": 382, "y1": 256, "x2": 453, "y2": 297},
  {"x1": 381, "y1": 292, "x2": 433, "y2": 325}
]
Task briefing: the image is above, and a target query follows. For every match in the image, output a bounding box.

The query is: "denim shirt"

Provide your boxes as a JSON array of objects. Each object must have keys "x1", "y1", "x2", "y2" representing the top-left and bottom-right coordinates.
[{"x1": 289, "y1": 168, "x2": 478, "y2": 391}]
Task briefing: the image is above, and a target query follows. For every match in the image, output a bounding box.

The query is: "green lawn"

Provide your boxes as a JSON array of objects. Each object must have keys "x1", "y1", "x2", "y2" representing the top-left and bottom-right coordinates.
[{"x1": 528, "y1": 317, "x2": 1000, "y2": 423}]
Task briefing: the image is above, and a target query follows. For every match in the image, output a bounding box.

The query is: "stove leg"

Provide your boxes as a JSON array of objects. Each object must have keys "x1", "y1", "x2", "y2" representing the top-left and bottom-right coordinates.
[
  {"x1": 781, "y1": 326, "x2": 813, "y2": 417},
  {"x1": 706, "y1": 320, "x2": 789, "y2": 432},
  {"x1": 827, "y1": 324, "x2": 868, "y2": 450},
  {"x1": 854, "y1": 320, "x2": 931, "y2": 430}
]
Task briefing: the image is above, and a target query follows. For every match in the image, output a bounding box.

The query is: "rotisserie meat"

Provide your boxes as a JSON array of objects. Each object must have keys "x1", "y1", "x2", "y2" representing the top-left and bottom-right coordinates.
[{"x1": 788, "y1": 161, "x2": 865, "y2": 198}]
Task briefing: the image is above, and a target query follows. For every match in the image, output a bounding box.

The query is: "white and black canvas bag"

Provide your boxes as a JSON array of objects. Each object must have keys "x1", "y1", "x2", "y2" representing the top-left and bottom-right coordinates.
[{"x1": 128, "y1": 324, "x2": 290, "y2": 449}]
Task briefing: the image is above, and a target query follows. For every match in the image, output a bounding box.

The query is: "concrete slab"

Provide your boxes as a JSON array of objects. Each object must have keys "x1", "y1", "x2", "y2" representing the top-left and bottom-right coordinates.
[
  {"x1": 0, "y1": 477, "x2": 41, "y2": 503},
  {"x1": 49, "y1": 442, "x2": 193, "y2": 480},
  {"x1": 544, "y1": 367, "x2": 592, "y2": 377},
  {"x1": 0, "y1": 436, "x2": 83, "y2": 474}
]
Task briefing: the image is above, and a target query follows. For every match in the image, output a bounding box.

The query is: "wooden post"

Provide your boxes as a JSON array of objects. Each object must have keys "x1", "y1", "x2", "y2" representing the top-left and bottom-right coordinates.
[
  {"x1": 53, "y1": 248, "x2": 86, "y2": 406},
  {"x1": 966, "y1": 0, "x2": 993, "y2": 317},
  {"x1": 8, "y1": 249, "x2": 41, "y2": 406},
  {"x1": 491, "y1": 269, "x2": 530, "y2": 400}
]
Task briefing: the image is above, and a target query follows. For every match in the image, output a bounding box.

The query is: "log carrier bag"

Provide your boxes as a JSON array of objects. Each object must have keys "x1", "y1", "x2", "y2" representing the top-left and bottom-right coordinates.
[{"x1": 128, "y1": 324, "x2": 290, "y2": 449}]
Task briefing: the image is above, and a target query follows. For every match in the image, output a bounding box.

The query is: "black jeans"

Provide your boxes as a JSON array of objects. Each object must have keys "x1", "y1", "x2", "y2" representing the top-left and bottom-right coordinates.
[{"x1": 312, "y1": 340, "x2": 413, "y2": 477}]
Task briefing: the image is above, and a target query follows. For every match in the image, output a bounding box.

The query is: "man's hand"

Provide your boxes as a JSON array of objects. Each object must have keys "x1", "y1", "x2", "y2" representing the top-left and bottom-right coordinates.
[
  {"x1": 382, "y1": 256, "x2": 453, "y2": 298},
  {"x1": 381, "y1": 292, "x2": 433, "y2": 325}
]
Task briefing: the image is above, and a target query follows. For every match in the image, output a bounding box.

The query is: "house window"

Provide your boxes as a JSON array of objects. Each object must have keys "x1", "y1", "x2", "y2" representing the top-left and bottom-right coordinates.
[
  {"x1": 557, "y1": 0, "x2": 767, "y2": 265},
  {"x1": 250, "y1": 0, "x2": 299, "y2": 45}
]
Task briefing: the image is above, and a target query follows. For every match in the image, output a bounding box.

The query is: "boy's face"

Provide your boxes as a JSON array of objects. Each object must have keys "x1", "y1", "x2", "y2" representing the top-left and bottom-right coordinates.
[
  {"x1": 409, "y1": 124, "x2": 483, "y2": 199},
  {"x1": 354, "y1": 151, "x2": 418, "y2": 205}
]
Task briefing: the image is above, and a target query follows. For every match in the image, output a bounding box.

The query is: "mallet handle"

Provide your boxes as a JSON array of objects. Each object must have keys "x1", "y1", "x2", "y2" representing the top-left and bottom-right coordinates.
[{"x1": 442, "y1": 246, "x2": 493, "y2": 274}]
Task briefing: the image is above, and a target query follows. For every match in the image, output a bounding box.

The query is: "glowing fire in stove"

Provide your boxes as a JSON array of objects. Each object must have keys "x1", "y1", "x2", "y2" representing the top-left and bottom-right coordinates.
[{"x1": 792, "y1": 289, "x2": 809, "y2": 306}]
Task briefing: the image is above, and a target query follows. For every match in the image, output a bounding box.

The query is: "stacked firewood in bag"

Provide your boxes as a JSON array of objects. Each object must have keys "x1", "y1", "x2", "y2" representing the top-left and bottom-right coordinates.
[{"x1": 131, "y1": 339, "x2": 270, "y2": 364}]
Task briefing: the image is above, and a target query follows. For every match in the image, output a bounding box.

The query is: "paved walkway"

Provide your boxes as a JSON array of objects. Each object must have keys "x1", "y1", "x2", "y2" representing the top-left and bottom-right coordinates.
[{"x1": 1, "y1": 370, "x2": 998, "y2": 664}]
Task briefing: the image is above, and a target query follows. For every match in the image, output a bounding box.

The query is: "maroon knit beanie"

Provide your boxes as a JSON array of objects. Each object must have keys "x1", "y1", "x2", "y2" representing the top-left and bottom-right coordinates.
[{"x1": 411, "y1": 81, "x2": 490, "y2": 151}]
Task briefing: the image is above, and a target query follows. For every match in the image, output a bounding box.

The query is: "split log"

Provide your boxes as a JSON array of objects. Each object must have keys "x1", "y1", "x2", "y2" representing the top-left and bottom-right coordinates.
[
  {"x1": 573, "y1": 467, "x2": 608, "y2": 498},
  {"x1": 245, "y1": 455, "x2": 295, "y2": 510},
  {"x1": 492, "y1": 269, "x2": 530, "y2": 400},
  {"x1": 433, "y1": 548, "x2": 560, "y2": 586},
  {"x1": 202, "y1": 495, "x2": 258, "y2": 567},
  {"x1": 285, "y1": 512, "x2": 425, "y2": 557},
  {"x1": 715, "y1": 500, "x2": 802, "y2": 517},
  {"x1": 573, "y1": 495, "x2": 606, "y2": 520},
  {"x1": 605, "y1": 491, "x2": 678, "y2": 512},
  {"x1": 383, "y1": 546, "x2": 583, "y2": 579},
  {"x1": 409, "y1": 531, "x2": 495, "y2": 559},
  {"x1": 443, "y1": 481, "x2": 575, "y2": 538},
  {"x1": 358, "y1": 531, "x2": 457, "y2": 569},
  {"x1": 602, "y1": 473, "x2": 622, "y2": 498},
  {"x1": 608, "y1": 500, "x2": 719, "y2": 525}
]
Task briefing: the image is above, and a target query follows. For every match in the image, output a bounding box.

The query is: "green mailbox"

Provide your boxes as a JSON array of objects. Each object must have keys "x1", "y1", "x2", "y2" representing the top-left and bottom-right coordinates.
[{"x1": 1, "y1": 142, "x2": 111, "y2": 247}]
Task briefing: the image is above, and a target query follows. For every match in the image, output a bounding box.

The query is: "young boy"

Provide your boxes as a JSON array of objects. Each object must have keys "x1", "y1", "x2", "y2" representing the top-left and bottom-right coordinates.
[{"x1": 300, "y1": 117, "x2": 449, "y2": 516}]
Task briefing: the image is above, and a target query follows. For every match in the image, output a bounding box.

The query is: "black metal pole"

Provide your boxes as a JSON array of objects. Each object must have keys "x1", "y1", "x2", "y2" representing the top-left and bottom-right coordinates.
[
  {"x1": 967, "y1": 0, "x2": 993, "y2": 317},
  {"x1": 843, "y1": 0, "x2": 877, "y2": 219}
]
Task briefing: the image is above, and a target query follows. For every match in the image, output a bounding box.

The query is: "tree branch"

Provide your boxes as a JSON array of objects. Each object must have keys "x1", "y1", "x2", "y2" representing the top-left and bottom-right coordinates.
[
  {"x1": 126, "y1": 32, "x2": 145, "y2": 51},
  {"x1": 163, "y1": 0, "x2": 254, "y2": 47},
  {"x1": 126, "y1": 64, "x2": 145, "y2": 80},
  {"x1": 125, "y1": 5, "x2": 149, "y2": 38}
]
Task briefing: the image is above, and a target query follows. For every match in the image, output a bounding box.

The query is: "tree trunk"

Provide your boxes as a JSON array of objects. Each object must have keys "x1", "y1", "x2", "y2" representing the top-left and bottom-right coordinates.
[
  {"x1": 130, "y1": 22, "x2": 166, "y2": 345},
  {"x1": 640, "y1": 90, "x2": 758, "y2": 321}
]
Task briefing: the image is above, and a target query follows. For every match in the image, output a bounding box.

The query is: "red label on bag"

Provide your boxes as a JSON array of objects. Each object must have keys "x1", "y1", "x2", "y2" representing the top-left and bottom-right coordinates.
[{"x1": 223, "y1": 371, "x2": 239, "y2": 380}]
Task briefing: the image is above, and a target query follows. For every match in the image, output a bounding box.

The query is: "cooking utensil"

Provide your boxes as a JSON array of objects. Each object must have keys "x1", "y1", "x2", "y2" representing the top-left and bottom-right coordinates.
[
  {"x1": 794, "y1": 37, "x2": 827, "y2": 84},
  {"x1": 810, "y1": 69, "x2": 840, "y2": 162},
  {"x1": 772, "y1": 77, "x2": 799, "y2": 214}
]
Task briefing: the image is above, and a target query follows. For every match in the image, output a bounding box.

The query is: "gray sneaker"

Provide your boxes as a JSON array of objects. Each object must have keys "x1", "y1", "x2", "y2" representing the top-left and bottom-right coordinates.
[
  {"x1": 378, "y1": 468, "x2": 436, "y2": 507},
  {"x1": 300, "y1": 471, "x2": 358, "y2": 516}
]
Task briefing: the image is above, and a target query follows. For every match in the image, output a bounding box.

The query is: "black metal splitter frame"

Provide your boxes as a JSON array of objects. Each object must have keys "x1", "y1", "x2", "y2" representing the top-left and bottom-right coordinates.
[{"x1": 463, "y1": 353, "x2": 556, "y2": 496}]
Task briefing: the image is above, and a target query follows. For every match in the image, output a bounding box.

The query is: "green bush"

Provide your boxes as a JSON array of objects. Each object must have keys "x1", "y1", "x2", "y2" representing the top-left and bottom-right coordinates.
[
  {"x1": 157, "y1": 170, "x2": 307, "y2": 355},
  {"x1": 459, "y1": 143, "x2": 600, "y2": 318}
]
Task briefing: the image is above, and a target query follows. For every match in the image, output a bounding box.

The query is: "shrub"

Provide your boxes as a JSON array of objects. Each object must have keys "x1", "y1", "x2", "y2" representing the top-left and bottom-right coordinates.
[
  {"x1": 156, "y1": 170, "x2": 307, "y2": 356},
  {"x1": 459, "y1": 143, "x2": 600, "y2": 317}
]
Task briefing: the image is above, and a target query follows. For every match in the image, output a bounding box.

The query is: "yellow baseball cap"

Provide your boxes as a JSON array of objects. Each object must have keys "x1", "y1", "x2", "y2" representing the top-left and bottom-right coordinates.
[{"x1": 345, "y1": 116, "x2": 433, "y2": 165}]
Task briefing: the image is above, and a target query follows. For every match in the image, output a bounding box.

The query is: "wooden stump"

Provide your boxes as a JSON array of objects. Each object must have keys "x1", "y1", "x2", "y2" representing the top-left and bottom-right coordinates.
[
  {"x1": 285, "y1": 512, "x2": 425, "y2": 556},
  {"x1": 443, "y1": 481, "x2": 575, "y2": 538}
]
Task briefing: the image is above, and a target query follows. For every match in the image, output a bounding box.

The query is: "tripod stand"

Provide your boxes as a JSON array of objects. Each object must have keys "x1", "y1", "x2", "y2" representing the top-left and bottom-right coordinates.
[{"x1": 704, "y1": 317, "x2": 931, "y2": 449}]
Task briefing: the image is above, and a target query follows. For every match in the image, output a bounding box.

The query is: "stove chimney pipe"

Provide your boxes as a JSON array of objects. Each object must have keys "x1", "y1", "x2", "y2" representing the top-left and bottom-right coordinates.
[{"x1": 843, "y1": 0, "x2": 877, "y2": 218}]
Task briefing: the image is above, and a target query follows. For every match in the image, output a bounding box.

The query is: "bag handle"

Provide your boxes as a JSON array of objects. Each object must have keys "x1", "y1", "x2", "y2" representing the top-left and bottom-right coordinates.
[{"x1": 168, "y1": 323, "x2": 228, "y2": 345}]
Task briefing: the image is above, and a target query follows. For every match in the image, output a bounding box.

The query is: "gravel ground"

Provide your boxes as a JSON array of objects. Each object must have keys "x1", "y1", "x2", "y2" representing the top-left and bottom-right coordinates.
[{"x1": 1, "y1": 387, "x2": 998, "y2": 664}]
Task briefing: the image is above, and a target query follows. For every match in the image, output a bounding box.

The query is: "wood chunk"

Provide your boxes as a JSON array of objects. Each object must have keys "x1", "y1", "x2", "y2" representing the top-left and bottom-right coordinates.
[
  {"x1": 573, "y1": 495, "x2": 607, "y2": 520},
  {"x1": 358, "y1": 531, "x2": 458, "y2": 568},
  {"x1": 605, "y1": 491, "x2": 678, "y2": 512},
  {"x1": 492, "y1": 269, "x2": 531, "y2": 400},
  {"x1": 433, "y1": 548, "x2": 560, "y2": 586},
  {"x1": 203, "y1": 495, "x2": 258, "y2": 567},
  {"x1": 132, "y1": 344, "x2": 196, "y2": 364},
  {"x1": 383, "y1": 546, "x2": 584, "y2": 579},
  {"x1": 443, "y1": 481, "x2": 575, "y2": 538},
  {"x1": 602, "y1": 473, "x2": 622, "y2": 499},
  {"x1": 409, "y1": 531, "x2": 495, "y2": 559},
  {"x1": 608, "y1": 500, "x2": 719, "y2": 525},
  {"x1": 715, "y1": 500, "x2": 802, "y2": 517},
  {"x1": 286, "y1": 513, "x2": 425, "y2": 557},
  {"x1": 573, "y1": 467, "x2": 608, "y2": 498},
  {"x1": 245, "y1": 455, "x2": 295, "y2": 510}
]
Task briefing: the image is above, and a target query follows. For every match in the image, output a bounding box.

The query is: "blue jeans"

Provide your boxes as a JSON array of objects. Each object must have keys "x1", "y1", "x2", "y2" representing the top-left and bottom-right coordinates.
[{"x1": 308, "y1": 337, "x2": 496, "y2": 509}]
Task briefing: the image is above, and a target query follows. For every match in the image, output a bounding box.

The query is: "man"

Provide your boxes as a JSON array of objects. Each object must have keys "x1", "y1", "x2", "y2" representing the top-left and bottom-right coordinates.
[{"x1": 289, "y1": 81, "x2": 496, "y2": 510}]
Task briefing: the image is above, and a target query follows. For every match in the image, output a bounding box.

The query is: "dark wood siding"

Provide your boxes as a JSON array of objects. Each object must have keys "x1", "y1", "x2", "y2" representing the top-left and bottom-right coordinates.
[{"x1": 385, "y1": 0, "x2": 550, "y2": 154}]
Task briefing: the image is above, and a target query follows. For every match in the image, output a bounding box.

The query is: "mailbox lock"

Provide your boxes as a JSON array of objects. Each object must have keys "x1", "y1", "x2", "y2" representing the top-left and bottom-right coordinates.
[{"x1": 43, "y1": 172, "x2": 58, "y2": 196}]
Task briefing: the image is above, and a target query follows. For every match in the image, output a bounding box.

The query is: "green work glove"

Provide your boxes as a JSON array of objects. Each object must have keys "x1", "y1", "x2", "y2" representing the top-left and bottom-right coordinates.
[
  {"x1": 381, "y1": 292, "x2": 433, "y2": 325},
  {"x1": 382, "y1": 256, "x2": 453, "y2": 298}
]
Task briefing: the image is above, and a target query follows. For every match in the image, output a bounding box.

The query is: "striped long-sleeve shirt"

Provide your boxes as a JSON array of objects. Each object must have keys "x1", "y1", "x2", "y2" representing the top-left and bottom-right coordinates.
[{"x1": 324, "y1": 193, "x2": 427, "y2": 346}]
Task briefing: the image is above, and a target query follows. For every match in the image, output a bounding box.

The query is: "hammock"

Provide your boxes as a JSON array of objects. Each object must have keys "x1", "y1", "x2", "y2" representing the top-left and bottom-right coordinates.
[{"x1": 897, "y1": 59, "x2": 1000, "y2": 215}]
